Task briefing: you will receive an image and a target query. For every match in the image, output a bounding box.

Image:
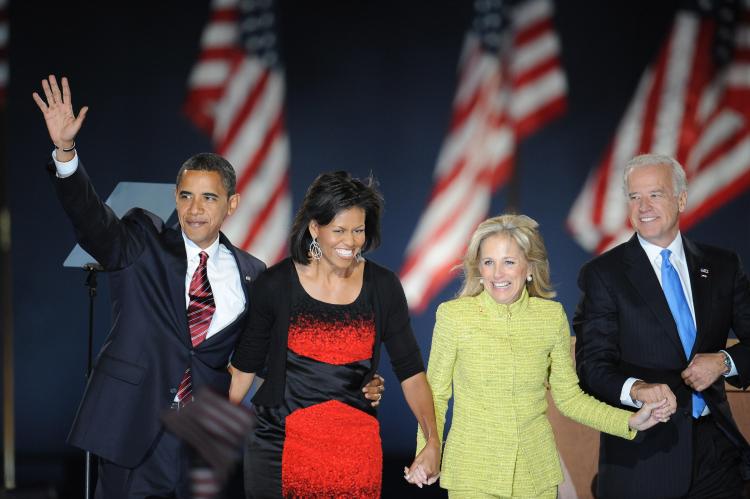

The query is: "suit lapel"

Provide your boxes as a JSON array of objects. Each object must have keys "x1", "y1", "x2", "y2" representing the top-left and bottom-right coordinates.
[
  {"x1": 684, "y1": 236, "x2": 711, "y2": 356},
  {"x1": 622, "y1": 235, "x2": 687, "y2": 359},
  {"x1": 200, "y1": 232, "x2": 252, "y2": 346},
  {"x1": 165, "y1": 226, "x2": 191, "y2": 347}
]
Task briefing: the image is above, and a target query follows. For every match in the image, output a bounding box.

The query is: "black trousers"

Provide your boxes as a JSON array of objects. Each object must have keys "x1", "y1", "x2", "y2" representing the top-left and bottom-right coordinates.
[
  {"x1": 685, "y1": 415, "x2": 744, "y2": 499},
  {"x1": 94, "y1": 430, "x2": 191, "y2": 499}
]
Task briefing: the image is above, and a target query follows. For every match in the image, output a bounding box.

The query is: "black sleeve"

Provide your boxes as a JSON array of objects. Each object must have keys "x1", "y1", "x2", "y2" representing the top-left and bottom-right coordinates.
[
  {"x1": 50, "y1": 161, "x2": 146, "y2": 270},
  {"x1": 573, "y1": 262, "x2": 629, "y2": 406},
  {"x1": 380, "y1": 270, "x2": 425, "y2": 382},
  {"x1": 725, "y1": 253, "x2": 750, "y2": 389},
  {"x1": 232, "y1": 272, "x2": 275, "y2": 373}
]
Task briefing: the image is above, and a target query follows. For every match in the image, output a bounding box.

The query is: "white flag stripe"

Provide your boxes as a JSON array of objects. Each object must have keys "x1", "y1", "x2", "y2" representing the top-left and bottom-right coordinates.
[
  {"x1": 222, "y1": 74, "x2": 284, "y2": 164},
  {"x1": 213, "y1": 60, "x2": 265, "y2": 143},
  {"x1": 513, "y1": 0, "x2": 552, "y2": 30},
  {"x1": 406, "y1": 157, "x2": 494, "y2": 254},
  {"x1": 510, "y1": 69, "x2": 566, "y2": 121},
  {"x1": 511, "y1": 31, "x2": 559, "y2": 76},
  {"x1": 189, "y1": 60, "x2": 232, "y2": 89},
  {"x1": 223, "y1": 134, "x2": 288, "y2": 240},
  {"x1": 201, "y1": 21, "x2": 239, "y2": 48},
  {"x1": 652, "y1": 14, "x2": 697, "y2": 156},
  {"x1": 727, "y1": 63, "x2": 750, "y2": 88},
  {"x1": 687, "y1": 135, "x2": 750, "y2": 209},
  {"x1": 247, "y1": 192, "x2": 291, "y2": 264},
  {"x1": 686, "y1": 110, "x2": 744, "y2": 173}
]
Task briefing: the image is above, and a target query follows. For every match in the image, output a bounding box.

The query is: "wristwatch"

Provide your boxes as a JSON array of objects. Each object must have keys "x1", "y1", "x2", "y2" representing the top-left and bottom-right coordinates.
[{"x1": 722, "y1": 351, "x2": 732, "y2": 375}]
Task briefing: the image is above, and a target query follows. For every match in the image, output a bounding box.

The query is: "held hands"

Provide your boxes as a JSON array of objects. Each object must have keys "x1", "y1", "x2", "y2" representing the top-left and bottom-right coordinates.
[
  {"x1": 403, "y1": 437, "x2": 440, "y2": 488},
  {"x1": 681, "y1": 353, "x2": 726, "y2": 392},
  {"x1": 631, "y1": 381, "x2": 677, "y2": 413},
  {"x1": 32, "y1": 75, "x2": 88, "y2": 157},
  {"x1": 628, "y1": 399, "x2": 673, "y2": 430},
  {"x1": 362, "y1": 374, "x2": 385, "y2": 408}
]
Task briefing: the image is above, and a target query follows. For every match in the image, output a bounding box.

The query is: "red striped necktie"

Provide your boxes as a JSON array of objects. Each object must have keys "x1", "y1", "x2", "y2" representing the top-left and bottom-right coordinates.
[{"x1": 177, "y1": 251, "x2": 216, "y2": 405}]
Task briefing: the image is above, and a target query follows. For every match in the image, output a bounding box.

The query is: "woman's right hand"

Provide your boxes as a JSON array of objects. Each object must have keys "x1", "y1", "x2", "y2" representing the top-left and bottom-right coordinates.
[{"x1": 628, "y1": 398, "x2": 674, "y2": 430}]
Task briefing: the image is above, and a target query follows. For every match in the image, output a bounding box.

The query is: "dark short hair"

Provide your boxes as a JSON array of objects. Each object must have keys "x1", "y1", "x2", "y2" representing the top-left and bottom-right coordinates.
[
  {"x1": 176, "y1": 152, "x2": 237, "y2": 196},
  {"x1": 290, "y1": 171, "x2": 383, "y2": 264}
]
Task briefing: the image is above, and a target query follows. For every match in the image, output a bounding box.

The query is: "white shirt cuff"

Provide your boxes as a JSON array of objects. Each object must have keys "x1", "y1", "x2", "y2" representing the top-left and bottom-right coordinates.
[
  {"x1": 620, "y1": 377, "x2": 643, "y2": 408},
  {"x1": 52, "y1": 149, "x2": 79, "y2": 178},
  {"x1": 720, "y1": 350, "x2": 738, "y2": 377}
]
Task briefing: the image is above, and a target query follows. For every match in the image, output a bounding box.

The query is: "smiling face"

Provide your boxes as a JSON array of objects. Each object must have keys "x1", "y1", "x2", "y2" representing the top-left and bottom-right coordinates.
[
  {"x1": 626, "y1": 163, "x2": 686, "y2": 248},
  {"x1": 478, "y1": 233, "x2": 531, "y2": 305},
  {"x1": 309, "y1": 207, "x2": 366, "y2": 269},
  {"x1": 175, "y1": 170, "x2": 239, "y2": 249}
]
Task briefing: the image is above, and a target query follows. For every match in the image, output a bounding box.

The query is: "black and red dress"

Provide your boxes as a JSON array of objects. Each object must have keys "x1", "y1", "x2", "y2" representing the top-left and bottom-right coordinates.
[{"x1": 233, "y1": 258, "x2": 425, "y2": 499}]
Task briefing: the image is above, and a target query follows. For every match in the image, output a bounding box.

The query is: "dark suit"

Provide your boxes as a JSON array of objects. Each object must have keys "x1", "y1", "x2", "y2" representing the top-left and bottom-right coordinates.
[
  {"x1": 574, "y1": 234, "x2": 750, "y2": 499},
  {"x1": 50, "y1": 163, "x2": 265, "y2": 472}
]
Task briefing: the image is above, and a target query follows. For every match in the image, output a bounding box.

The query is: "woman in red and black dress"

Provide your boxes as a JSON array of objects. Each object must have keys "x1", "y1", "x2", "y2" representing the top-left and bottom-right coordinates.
[{"x1": 229, "y1": 171, "x2": 440, "y2": 498}]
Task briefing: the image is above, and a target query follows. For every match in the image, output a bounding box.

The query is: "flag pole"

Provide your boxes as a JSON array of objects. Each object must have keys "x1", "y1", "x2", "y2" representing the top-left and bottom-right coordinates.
[{"x1": 1, "y1": 98, "x2": 15, "y2": 491}]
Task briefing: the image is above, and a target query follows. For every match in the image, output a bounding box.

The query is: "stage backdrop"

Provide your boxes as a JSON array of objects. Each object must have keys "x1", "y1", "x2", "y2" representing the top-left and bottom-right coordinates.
[{"x1": 6, "y1": 0, "x2": 750, "y2": 479}]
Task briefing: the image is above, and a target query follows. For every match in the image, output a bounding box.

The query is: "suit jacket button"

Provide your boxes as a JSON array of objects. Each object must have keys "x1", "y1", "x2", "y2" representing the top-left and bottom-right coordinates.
[
  {"x1": 170, "y1": 388, "x2": 177, "y2": 394},
  {"x1": 190, "y1": 350, "x2": 195, "y2": 356}
]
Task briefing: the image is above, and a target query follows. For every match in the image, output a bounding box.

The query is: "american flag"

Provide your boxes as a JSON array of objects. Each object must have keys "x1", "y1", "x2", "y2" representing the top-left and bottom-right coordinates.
[
  {"x1": 399, "y1": 0, "x2": 567, "y2": 312},
  {"x1": 0, "y1": 0, "x2": 8, "y2": 106},
  {"x1": 185, "y1": 0, "x2": 291, "y2": 265},
  {"x1": 568, "y1": 0, "x2": 750, "y2": 254}
]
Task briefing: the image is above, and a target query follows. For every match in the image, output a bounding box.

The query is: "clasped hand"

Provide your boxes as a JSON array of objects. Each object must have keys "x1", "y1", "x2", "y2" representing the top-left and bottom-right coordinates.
[{"x1": 403, "y1": 438, "x2": 440, "y2": 488}]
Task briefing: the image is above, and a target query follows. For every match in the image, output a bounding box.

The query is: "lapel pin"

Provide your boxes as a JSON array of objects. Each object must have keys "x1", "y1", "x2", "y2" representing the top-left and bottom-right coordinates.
[
  {"x1": 245, "y1": 275, "x2": 252, "y2": 281},
  {"x1": 699, "y1": 268, "x2": 709, "y2": 278}
]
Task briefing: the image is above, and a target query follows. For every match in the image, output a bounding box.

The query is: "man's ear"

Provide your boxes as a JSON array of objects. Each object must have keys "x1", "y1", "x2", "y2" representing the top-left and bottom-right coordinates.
[{"x1": 227, "y1": 193, "x2": 240, "y2": 216}]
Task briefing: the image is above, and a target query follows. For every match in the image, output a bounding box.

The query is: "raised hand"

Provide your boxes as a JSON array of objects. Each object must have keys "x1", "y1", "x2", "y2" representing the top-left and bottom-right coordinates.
[{"x1": 32, "y1": 75, "x2": 88, "y2": 155}]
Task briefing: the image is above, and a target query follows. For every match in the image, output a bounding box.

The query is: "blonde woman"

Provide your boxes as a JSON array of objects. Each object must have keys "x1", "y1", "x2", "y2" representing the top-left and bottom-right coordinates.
[{"x1": 416, "y1": 214, "x2": 673, "y2": 498}]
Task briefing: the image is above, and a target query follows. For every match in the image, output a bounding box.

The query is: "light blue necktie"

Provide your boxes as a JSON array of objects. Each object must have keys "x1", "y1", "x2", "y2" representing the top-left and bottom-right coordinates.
[{"x1": 660, "y1": 249, "x2": 705, "y2": 418}]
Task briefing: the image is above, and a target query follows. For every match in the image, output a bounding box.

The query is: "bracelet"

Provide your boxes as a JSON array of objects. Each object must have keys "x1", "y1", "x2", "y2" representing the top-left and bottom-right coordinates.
[{"x1": 59, "y1": 141, "x2": 76, "y2": 152}]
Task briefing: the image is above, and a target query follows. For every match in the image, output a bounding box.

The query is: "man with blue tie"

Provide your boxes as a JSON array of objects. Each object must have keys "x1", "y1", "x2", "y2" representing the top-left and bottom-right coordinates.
[{"x1": 574, "y1": 153, "x2": 750, "y2": 499}]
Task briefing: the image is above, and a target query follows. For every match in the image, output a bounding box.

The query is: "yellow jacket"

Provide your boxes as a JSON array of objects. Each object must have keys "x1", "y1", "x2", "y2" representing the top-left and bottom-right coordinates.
[{"x1": 417, "y1": 289, "x2": 636, "y2": 496}]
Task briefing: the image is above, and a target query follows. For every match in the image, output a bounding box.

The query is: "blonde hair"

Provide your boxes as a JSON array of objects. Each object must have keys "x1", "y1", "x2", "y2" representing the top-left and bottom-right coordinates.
[{"x1": 457, "y1": 214, "x2": 556, "y2": 299}]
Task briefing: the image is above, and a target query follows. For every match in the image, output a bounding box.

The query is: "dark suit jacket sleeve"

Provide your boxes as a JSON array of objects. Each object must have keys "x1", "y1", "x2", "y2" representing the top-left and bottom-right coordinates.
[
  {"x1": 723, "y1": 253, "x2": 750, "y2": 389},
  {"x1": 50, "y1": 160, "x2": 146, "y2": 270},
  {"x1": 573, "y1": 261, "x2": 630, "y2": 406}
]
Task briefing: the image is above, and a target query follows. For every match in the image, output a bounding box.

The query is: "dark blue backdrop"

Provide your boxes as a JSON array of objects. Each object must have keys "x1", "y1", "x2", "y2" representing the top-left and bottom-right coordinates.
[{"x1": 6, "y1": 0, "x2": 750, "y2": 482}]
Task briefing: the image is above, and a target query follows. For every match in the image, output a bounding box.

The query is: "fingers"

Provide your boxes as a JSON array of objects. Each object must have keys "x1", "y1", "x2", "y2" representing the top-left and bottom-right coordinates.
[
  {"x1": 62, "y1": 76, "x2": 72, "y2": 107},
  {"x1": 42, "y1": 78, "x2": 54, "y2": 106},
  {"x1": 49, "y1": 74, "x2": 63, "y2": 104},
  {"x1": 363, "y1": 374, "x2": 385, "y2": 407},
  {"x1": 32, "y1": 92, "x2": 48, "y2": 112},
  {"x1": 403, "y1": 464, "x2": 428, "y2": 488},
  {"x1": 75, "y1": 106, "x2": 89, "y2": 129}
]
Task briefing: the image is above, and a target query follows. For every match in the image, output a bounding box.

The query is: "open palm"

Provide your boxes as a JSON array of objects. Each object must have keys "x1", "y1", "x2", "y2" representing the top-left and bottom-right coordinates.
[{"x1": 32, "y1": 75, "x2": 88, "y2": 147}]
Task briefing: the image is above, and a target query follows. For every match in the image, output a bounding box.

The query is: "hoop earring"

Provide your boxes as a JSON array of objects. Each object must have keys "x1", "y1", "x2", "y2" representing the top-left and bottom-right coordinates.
[
  {"x1": 309, "y1": 237, "x2": 322, "y2": 261},
  {"x1": 355, "y1": 251, "x2": 365, "y2": 263}
]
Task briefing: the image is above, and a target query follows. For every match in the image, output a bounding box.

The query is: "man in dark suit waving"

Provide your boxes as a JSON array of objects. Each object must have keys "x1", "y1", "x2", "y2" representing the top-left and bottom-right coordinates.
[
  {"x1": 574, "y1": 153, "x2": 750, "y2": 499},
  {"x1": 32, "y1": 74, "x2": 269, "y2": 497}
]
